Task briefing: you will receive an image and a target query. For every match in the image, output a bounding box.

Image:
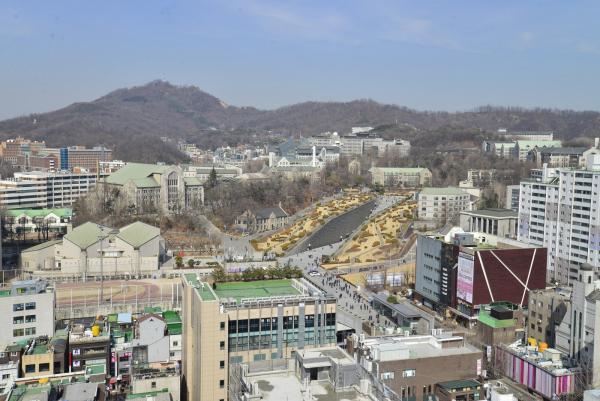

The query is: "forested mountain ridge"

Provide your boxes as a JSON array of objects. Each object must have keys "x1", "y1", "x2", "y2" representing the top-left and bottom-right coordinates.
[{"x1": 1, "y1": 80, "x2": 599, "y2": 162}]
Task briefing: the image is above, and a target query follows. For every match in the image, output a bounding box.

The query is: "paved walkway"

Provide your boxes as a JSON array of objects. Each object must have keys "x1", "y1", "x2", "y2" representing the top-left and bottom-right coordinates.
[{"x1": 280, "y1": 243, "x2": 396, "y2": 332}]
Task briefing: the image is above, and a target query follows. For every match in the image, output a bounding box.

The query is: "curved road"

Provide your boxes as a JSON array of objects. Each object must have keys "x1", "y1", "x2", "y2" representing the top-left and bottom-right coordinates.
[{"x1": 292, "y1": 199, "x2": 377, "y2": 254}]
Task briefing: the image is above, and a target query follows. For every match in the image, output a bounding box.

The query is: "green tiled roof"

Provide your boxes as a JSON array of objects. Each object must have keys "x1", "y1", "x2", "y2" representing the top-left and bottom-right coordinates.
[
  {"x1": 0, "y1": 289, "x2": 12, "y2": 297},
  {"x1": 21, "y1": 239, "x2": 62, "y2": 253},
  {"x1": 117, "y1": 221, "x2": 160, "y2": 248},
  {"x1": 132, "y1": 177, "x2": 160, "y2": 188},
  {"x1": 420, "y1": 187, "x2": 466, "y2": 196},
  {"x1": 64, "y1": 222, "x2": 112, "y2": 249},
  {"x1": 183, "y1": 176, "x2": 203, "y2": 186},
  {"x1": 105, "y1": 162, "x2": 169, "y2": 186},
  {"x1": 3, "y1": 208, "x2": 72, "y2": 218}
]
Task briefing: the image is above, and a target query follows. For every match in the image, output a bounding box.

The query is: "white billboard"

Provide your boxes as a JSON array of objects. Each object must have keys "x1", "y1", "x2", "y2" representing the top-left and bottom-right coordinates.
[{"x1": 457, "y1": 252, "x2": 474, "y2": 303}]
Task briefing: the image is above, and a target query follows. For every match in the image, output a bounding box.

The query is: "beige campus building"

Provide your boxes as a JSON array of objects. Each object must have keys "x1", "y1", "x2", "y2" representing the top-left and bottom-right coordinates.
[
  {"x1": 97, "y1": 162, "x2": 204, "y2": 214},
  {"x1": 21, "y1": 221, "x2": 165, "y2": 278},
  {"x1": 182, "y1": 275, "x2": 337, "y2": 401},
  {"x1": 369, "y1": 167, "x2": 432, "y2": 188}
]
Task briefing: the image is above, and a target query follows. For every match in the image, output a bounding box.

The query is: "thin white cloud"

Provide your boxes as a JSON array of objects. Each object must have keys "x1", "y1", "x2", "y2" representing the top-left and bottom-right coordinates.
[
  {"x1": 576, "y1": 42, "x2": 600, "y2": 55},
  {"x1": 381, "y1": 16, "x2": 463, "y2": 50},
  {"x1": 231, "y1": 0, "x2": 348, "y2": 42},
  {"x1": 516, "y1": 31, "x2": 535, "y2": 49}
]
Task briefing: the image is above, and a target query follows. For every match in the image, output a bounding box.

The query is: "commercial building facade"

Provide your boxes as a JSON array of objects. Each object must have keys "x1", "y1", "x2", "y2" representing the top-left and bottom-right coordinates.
[
  {"x1": 415, "y1": 230, "x2": 546, "y2": 321},
  {"x1": 527, "y1": 287, "x2": 570, "y2": 348},
  {"x1": 182, "y1": 275, "x2": 337, "y2": 401},
  {"x1": 349, "y1": 333, "x2": 482, "y2": 401}
]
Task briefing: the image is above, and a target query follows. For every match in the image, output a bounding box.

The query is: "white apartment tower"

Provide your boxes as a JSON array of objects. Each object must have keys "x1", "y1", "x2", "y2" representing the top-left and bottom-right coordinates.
[{"x1": 518, "y1": 153, "x2": 600, "y2": 285}]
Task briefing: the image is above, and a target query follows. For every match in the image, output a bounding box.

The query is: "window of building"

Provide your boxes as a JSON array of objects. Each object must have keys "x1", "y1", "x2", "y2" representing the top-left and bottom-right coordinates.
[
  {"x1": 13, "y1": 304, "x2": 24, "y2": 312},
  {"x1": 151, "y1": 381, "x2": 156, "y2": 389},
  {"x1": 25, "y1": 364, "x2": 35, "y2": 373},
  {"x1": 172, "y1": 341, "x2": 178, "y2": 346},
  {"x1": 13, "y1": 329, "x2": 24, "y2": 337},
  {"x1": 220, "y1": 360, "x2": 225, "y2": 369},
  {"x1": 25, "y1": 328, "x2": 36, "y2": 336},
  {"x1": 39, "y1": 363, "x2": 49, "y2": 372},
  {"x1": 219, "y1": 379, "x2": 225, "y2": 388},
  {"x1": 402, "y1": 369, "x2": 416, "y2": 378},
  {"x1": 25, "y1": 302, "x2": 36, "y2": 310},
  {"x1": 220, "y1": 341, "x2": 225, "y2": 350},
  {"x1": 381, "y1": 372, "x2": 395, "y2": 380},
  {"x1": 25, "y1": 315, "x2": 36, "y2": 323},
  {"x1": 2, "y1": 374, "x2": 10, "y2": 379},
  {"x1": 13, "y1": 316, "x2": 24, "y2": 324},
  {"x1": 220, "y1": 321, "x2": 225, "y2": 331}
]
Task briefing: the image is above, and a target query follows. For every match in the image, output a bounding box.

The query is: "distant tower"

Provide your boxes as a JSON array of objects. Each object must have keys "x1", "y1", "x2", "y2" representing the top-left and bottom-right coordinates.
[{"x1": 312, "y1": 146, "x2": 317, "y2": 167}]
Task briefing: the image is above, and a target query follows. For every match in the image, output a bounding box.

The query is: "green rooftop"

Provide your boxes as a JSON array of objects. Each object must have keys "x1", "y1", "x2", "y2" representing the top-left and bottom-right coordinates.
[
  {"x1": 478, "y1": 305, "x2": 517, "y2": 328},
  {"x1": 105, "y1": 162, "x2": 169, "y2": 186},
  {"x1": 117, "y1": 221, "x2": 160, "y2": 248},
  {"x1": 3, "y1": 208, "x2": 72, "y2": 218},
  {"x1": 0, "y1": 289, "x2": 11, "y2": 297},
  {"x1": 21, "y1": 239, "x2": 62, "y2": 253},
  {"x1": 185, "y1": 273, "x2": 217, "y2": 301},
  {"x1": 163, "y1": 310, "x2": 182, "y2": 335},
  {"x1": 127, "y1": 388, "x2": 169, "y2": 399},
  {"x1": 438, "y1": 379, "x2": 481, "y2": 390},
  {"x1": 214, "y1": 279, "x2": 300, "y2": 304},
  {"x1": 85, "y1": 363, "x2": 106, "y2": 376},
  {"x1": 8, "y1": 384, "x2": 51, "y2": 401},
  {"x1": 64, "y1": 222, "x2": 113, "y2": 249},
  {"x1": 32, "y1": 344, "x2": 48, "y2": 355}
]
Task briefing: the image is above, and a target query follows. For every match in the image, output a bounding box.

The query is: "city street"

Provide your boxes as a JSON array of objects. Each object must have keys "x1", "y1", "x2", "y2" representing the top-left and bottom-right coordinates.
[{"x1": 281, "y1": 242, "x2": 397, "y2": 332}]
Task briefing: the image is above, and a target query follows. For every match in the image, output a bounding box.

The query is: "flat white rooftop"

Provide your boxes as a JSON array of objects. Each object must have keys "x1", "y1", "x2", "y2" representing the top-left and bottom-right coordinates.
[{"x1": 253, "y1": 372, "x2": 371, "y2": 401}]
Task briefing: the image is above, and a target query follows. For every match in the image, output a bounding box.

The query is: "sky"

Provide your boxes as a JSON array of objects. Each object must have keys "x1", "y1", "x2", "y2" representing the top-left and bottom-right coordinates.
[{"x1": 2, "y1": 1, "x2": 600, "y2": 119}]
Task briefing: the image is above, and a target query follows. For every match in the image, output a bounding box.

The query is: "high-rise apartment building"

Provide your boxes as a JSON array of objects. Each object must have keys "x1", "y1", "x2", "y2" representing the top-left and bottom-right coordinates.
[
  {"x1": 182, "y1": 275, "x2": 336, "y2": 401},
  {"x1": 518, "y1": 155, "x2": 600, "y2": 285},
  {"x1": 0, "y1": 171, "x2": 98, "y2": 209}
]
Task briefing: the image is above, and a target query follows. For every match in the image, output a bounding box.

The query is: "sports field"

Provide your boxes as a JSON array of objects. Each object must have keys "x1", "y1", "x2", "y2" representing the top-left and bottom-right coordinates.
[{"x1": 214, "y1": 279, "x2": 300, "y2": 303}]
